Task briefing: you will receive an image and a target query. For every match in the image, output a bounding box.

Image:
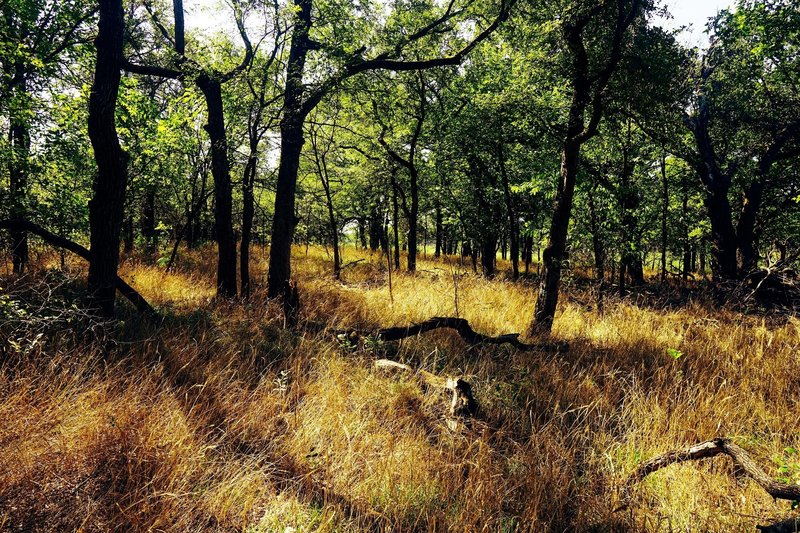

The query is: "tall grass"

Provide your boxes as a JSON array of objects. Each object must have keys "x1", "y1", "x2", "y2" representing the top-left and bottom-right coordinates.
[{"x1": 1, "y1": 245, "x2": 798, "y2": 531}]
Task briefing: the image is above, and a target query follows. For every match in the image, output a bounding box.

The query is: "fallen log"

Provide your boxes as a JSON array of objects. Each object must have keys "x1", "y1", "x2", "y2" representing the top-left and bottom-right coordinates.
[
  {"x1": 374, "y1": 358, "x2": 477, "y2": 420},
  {"x1": 0, "y1": 219, "x2": 157, "y2": 319},
  {"x1": 757, "y1": 517, "x2": 800, "y2": 533},
  {"x1": 366, "y1": 317, "x2": 567, "y2": 352},
  {"x1": 623, "y1": 438, "x2": 800, "y2": 509}
]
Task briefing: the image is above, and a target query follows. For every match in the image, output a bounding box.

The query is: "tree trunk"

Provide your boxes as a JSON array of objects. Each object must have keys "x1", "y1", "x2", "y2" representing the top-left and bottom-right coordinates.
[
  {"x1": 369, "y1": 205, "x2": 381, "y2": 251},
  {"x1": 142, "y1": 186, "x2": 156, "y2": 256},
  {"x1": 240, "y1": 152, "x2": 256, "y2": 297},
  {"x1": 587, "y1": 188, "x2": 605, "y2": 282},
  {"x1": 86, "y1": 0, "x2": 129, "y2": 317},
  {"x1": 8, "y1": 66, "x2": 29, "y2": 274},
  {"x1": 267, "y1": 0, "x2": 312, "y2": 300},
  {"x1": 660, "y1": 150, "x2": 668, "y2": 284},
  {"x1": 196, "y1": 75, "x2": 237, "y2": 298},
  {"x1": 407, "y1": 168, "x2": 418, "y2": 272},
  {"x1": 392, "y1": 184, "x2": 401, "y2": 271},
  {"x1": 704, "y1": 186, "x2": 738, "y2": 280},
  {"x1": 532, "y1": 138, "x2": 580, "y2": 334},
  {"x1": 434, "y1": 203, "x2": 443, "y2": 258},
  {"x1": 736, "y1": 179, "x2": 763, "y2": 275}
]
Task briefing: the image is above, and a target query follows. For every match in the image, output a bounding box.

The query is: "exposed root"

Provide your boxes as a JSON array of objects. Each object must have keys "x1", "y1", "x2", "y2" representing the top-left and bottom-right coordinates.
[
  {"x1": 622, "y1": 438, "x2": 800, "y2": 512},
  {"x1": 374, "y1": 358, "x2": 477, "y2": 426},
  {"x1": 343, "y1": 316, "x2": 568, "y2": 352}
]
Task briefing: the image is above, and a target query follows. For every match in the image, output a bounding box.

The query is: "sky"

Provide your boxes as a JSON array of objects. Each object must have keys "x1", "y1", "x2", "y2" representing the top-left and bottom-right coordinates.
[
  {"x1": 184, "y1": 0, "x2": 735, "y2": 48},
  {"x1": 656, "y1": 0, "x2": 733, "y2": 46}
]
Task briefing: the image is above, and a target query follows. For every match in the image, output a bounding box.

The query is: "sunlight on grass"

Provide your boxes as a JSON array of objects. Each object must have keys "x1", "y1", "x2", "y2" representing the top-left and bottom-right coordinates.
[{"x1": 1, "y1": 244, "x2": 799, "y2": 531}]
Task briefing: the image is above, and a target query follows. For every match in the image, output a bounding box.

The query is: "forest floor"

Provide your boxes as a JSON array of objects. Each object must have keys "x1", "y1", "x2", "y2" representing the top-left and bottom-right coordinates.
[{"x1": 1, "y1": 245, "x2": 799, "y2": 532}]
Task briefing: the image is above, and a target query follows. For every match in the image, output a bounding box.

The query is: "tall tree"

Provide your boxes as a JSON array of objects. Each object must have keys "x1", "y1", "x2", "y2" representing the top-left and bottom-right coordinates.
[
  {"x1": 86, "y1": 0, "x2": 128, "y2": 317},
  {"x1": 531, "y1": 0, "x2": 645, "y2": 334},
  {"x1": 266, "y1": 0, "x2": 514, "y2": 305},
  {"x1": 123, "y1": 0, "x2": 254, "y2": 298}
]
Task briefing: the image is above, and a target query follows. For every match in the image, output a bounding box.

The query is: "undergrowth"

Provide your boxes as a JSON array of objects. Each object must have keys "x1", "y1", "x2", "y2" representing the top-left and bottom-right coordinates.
[{"x1": 1, "y1": 245, "x2": 799, "y2": 531}]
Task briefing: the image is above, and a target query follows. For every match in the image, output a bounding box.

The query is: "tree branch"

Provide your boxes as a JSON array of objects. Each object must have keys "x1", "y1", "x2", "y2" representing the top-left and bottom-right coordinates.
[{"x1": 0, "y1": 220, "x2": 158, "y2": 319}]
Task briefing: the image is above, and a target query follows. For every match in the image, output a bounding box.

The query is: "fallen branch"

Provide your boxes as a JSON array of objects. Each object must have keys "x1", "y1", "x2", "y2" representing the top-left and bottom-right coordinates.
[
  {"x1": 0, "y1": 219, "x2": 157, "y2": 319},
  {"x1": 374, "y1": 358, "x2": 477, "y2": 419},
  {"x1": 373, "y1": 316, "x2": 567, "y2": 352},
  {"x1": 623, "y1": 438, "x2": 800, "y2": 505}
]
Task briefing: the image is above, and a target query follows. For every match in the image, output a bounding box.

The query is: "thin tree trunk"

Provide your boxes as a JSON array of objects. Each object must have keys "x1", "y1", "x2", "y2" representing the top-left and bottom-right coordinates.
[
  {"x1": 660, "y1": 149, "x2": 668, "y2": 284},
  {"x1": 240, "y1": 154, "x2": 256, "y2": 296}
]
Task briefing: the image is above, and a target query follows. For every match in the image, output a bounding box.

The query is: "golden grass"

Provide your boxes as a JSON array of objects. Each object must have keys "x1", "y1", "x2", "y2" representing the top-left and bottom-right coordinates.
[{"x1": 1, "y1": 244, "x2": 799, "y2": 531}]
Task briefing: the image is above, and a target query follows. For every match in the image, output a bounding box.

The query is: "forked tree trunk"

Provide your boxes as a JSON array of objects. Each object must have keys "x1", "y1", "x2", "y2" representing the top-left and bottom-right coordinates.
[{"x1": 86, "y1": 0, "x2": 129, "y2": 317}]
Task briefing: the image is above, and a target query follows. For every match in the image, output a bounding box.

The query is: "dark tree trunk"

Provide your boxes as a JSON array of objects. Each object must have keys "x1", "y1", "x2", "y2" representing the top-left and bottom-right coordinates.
[
  {"x1": 196, "y1": 75, "x2": 237, "y2": 298},
  {"x1": 123, "y1": 216, "x2": 133, "y2": 254},
  {"x1": 8, "y1": 67, "x2": 29, "y2": 274},
  {"x1": 407, "y1": 168, "x2": 418, "y2": 272},
  {"x1": 240, "y1": 152, "x2": 256, "y2": 297},
  {"x1": 357, "y1": 218, "x2": 367, "y2": 249},
  {"x1": 533, "y1": 136, "x2": 580, "y2": 333},
  {"x1": 660, "y1": 150, "x2": 668, "y2": 284},
  {"x1": 704, "y1": 186, "x2": 738, "y2": 280},
  {"x1": 267, "y1": 0, "x2": 312, "y2": 300},
  {"x1": 736, "y1": 180, "x2": 763, "y2": 275},
  {"x1": 142, "y1": 187, "x2": 156, "y2": 256},
  {"x1": 87, "y1": 0, "x2": 128, "y2": 317},
  {"x1": 369, "y1": 205, "x2": 382, "y2": 251},
  {"x1": 392, "y1": 184, "x2": 401, "y2": 271},
  {"x1": 315, "y1": 146, "x2": 340, "y2": 279},
  {"x1": 434, "y1": 203, "x2": 443, "y2": 258},
  {"x1": 587, "y1": 188, "x2": 605, "y2": 283}
]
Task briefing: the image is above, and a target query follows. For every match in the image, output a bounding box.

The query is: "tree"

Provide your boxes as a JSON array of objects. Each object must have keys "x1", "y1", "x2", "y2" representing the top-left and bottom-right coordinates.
[
  {"x1": 86, "y1": 0, "x2": 128, "y2": 317},
  {"x1": 531, "y1": 0, "x2": 647, "y2": 334},
  {"x1": 266, "y1": 0, "x2": 515, "y2": 306},
  {"x1": 123, "y1": 0, "x2": 255, "y2": 298},
  {"x1": 1, "y1": 0, "x2": 94, "y2": 273}
]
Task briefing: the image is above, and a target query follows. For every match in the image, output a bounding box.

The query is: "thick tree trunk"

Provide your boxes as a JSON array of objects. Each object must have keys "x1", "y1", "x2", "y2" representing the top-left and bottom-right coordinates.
[
  {"x1": 86, "y1": 0, "x2": 129, "y2": 317},
  {"x1": 197, "y1": 75, "x2": 237, "y2": 298},
  {"x1": 704, "y1": 186, "x2": 738, "y2": 280},
  {"x1": 267, "y1": 0, "x2": 311, "y2": 300},
  {"x1": 736, "y1": 180, "x2": 764, "y2": 275}
]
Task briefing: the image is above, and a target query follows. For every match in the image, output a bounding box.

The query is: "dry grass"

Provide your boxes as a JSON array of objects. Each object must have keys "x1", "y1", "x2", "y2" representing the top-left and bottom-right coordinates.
[{"x1": 1, "y1": 244, "x2": 799, "y2": 531}]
